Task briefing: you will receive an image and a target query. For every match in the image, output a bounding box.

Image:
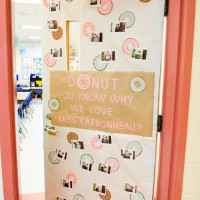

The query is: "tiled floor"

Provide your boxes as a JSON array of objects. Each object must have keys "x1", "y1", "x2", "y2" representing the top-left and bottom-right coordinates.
[{"x1": 18, "y1": 101, "x2": 45, "y2": 199}]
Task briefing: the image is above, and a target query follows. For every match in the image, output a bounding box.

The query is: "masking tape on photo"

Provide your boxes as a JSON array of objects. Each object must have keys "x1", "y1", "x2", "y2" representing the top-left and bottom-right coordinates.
[
  {"x1": 52, "y1": 26, "x2": 63, "y2": 40},
  {"x1": 93, "y1": 55, "x2": 108, "y2": 71},
  {"x1": 99, "y1": 189, "x2": 112, "y2": 200},
  {"x1": 67, "y1": 132, "x2": 79, "y2": 144},
  {"x1": 126, "y1": 141, "x2": 143, "y2": 157},
  {"x1": 98, "y1": 0, "x2": 113, "y2": 15}
]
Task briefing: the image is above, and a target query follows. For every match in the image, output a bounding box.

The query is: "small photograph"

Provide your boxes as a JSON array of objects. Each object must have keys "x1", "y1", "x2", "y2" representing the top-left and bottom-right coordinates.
[
  {"x1": 98, "y1": 163, "x2": 111, "y2": 174},
  {"x1": 57, "y1": 150, "x2": 67, "y2": 160},
  {"x1": 90, "y1": 32, "x2": 103, "y2": 43},
  {"x1": 49, "y1": 1, "x2": 60, "y2": 12},
  {"x1": 72, "y1": 140, "x2": 84, "y2": 150},
  {"x1": 93, "y1": 183, "x2": 106, "y2": 195},
  {"x1": 47, "y1": 20, "x2": 58, "y2": 31},
  {"x1": 110, "y1": 21, "x2": 126, "y2": 33},
  {"x1": 101, "y1": 51, "x2": 115, "y2": 62},
  {"x1": 50, "y1": 48, "x2": 62, "y2": 58},
  {"x1": 81, "y1": 160, "x2": 92, "y2": 171},
  {"x1": 89, "y1": 0, "x2": 102, "y2": 7},
  {"x1": 121, "y1": 149, "x2": 136, "y2": 160},
  {"x1": 98, "y1": 135, "x2": 112, "y2": 144},
  {"x1": 124, "y1": 183, "x2": 137, "y2": 193},
  {"x1": 61, "y1": 179, "x2": 72, "y2": 188},
  {"x1": 56, "y1": 197, "x2": 67, "y2": 200},
  {"x1": 132, "y1": 48, "x2": 148, "y2": 60}
]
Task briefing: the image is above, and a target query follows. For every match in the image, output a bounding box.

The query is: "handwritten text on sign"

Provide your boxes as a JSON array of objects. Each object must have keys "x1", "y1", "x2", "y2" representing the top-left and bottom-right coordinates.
[{"x1": 50, "y1": 71, "x2": 155, "y2": 137}]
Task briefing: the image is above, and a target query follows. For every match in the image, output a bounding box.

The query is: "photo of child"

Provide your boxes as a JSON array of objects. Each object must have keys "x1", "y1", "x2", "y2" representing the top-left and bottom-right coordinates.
[
  {"x1": 50, "y1": 48, "x2": 62, "y2": 58},
  {"x1": 57, "y1": 150, "x2": 67, "y2": 160},
  {"x1": 81, "y1": 160, "x2": 92, "y2": 171},
  {"x1": 49, "y1": 1, "x2": 60, "y2": 12},
  {"x1": 47, "y1": 20, "x2": 58, "y2": 31},
  {"x1": 98, "y1": 135, "x2": 112, "y2": 144},
  {"x1": 124, "y1": 183, "x2": 137, "y2": 193},
  {"x1": 61, "y1": 179, "x2": 72, "y2": 188},
  {"x1": 56, "y1": 197, "x2": 67, "y2": 200},
  {"x1": 98, "y1": 163, "x2": 111, "y2": 174},
  {"x1": 132, "y1": 48, "x2": 148, "y2": 60},
  {"x1": 101, "y1": 51, "x2": 115, "y2": 62},
  {"x1": 121, "y1": 149, "x2": 136, "y2": 160},
  {"x1": 90, "y1": 32, "x2": 103, "y2": 43},
  {"x1": 72, "y1": 140, "x2": 84, "y2": 150},
  {"x1": 110, "y1": 21, "x2": 126, "y2": 33},
  {"x1": 89, "y1": 0, "x2": 102, "y2": 6},
  {"x1": 93, "y1": 183, "x2": 106, "y2": 195}
]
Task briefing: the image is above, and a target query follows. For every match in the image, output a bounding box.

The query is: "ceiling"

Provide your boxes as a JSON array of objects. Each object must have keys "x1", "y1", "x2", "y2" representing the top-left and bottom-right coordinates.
[{"x1": 13, "y1": 0, "x2": 42, "y2": 41}]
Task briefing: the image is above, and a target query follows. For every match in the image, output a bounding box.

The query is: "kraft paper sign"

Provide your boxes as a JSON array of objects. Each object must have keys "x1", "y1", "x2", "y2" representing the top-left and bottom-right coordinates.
[{"x1": 50, "y1": 71, "x2": 155, "y2": 137}]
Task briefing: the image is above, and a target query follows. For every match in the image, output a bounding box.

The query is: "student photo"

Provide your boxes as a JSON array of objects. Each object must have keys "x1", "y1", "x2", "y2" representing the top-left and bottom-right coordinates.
[
  {"x1": 61, "y1": 179, "x2": 72, "y2": 188},
  {"x1": 98, "y1": 163, "x2": 111, "y2": 174},
  {"x1": 90, "y1": 32, "x2": 103, "y2": 43},
  {"x1": 72, "y1": 140, "x2": 84, "y2": 150},
  {"x1": 47, "y1": 20, "x2": 58, "y2": 30},
  {"x1": 98, "y1": 135, "x2": 112, "y2": 144},
  {"x1": 132, "y1": 48, "x2": 148, "y2": 60},
  {"x1": 121, "y1": 149, "x2": 135, "y2": 160},
  {"x1": 110, "y1": 21, "x2": 126, "y2": 33},
  {"x1": 57, "y1": 150, "x2": 67, "y2": 160},
  {"x1": 49, "y1": 1, "x2": 60, "y2": 12},
  {"x1": 101, "y1": 51, "x2": 115, "y2": 62},
  {"x1": 81, "y1": 160, "x2": 92, "y2": 171},
  {"x1": 124, "y1": 183, "x2": 137, "y2": 193},
  {"x1": 93, "y1": 183, "x2": 106, "y2": 195}
]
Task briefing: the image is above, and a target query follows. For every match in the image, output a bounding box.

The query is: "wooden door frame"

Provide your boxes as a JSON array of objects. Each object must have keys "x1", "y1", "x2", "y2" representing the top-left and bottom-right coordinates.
[
  {"x1": 0, "y1": 0, "x2": 19, "y2": 200},
  {"x1": 156, "y1": 0, "x2": 196, "y2": 199},
  {"x1": 0, "y1": 0, "x2": 196, "y2": 200}
]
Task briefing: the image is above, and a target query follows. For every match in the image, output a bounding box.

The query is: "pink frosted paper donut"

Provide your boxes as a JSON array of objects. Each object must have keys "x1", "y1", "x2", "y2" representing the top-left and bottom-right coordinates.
[
  {"x1": 43, "y1": 0, "x2": 48, "y2": 8},
  {"x1": 82, "y1": 22, "x2": 96, "y2": 37},
  {"x1": 66, "y1": 173, "x2": 78, "y2": 185},
  {"x1": 91, "y1": 136, "x2": 104, "y2": 151},
  {"x1": 105, "y1": 157, "x2": 120, "y2": 172},
  {"x1": 77, "y1": 74, "x2": 90, "y2": 90},
  {"x1": 98, "y1": 0, "x2": 113, "y2": 15},
  {"x1": 122, "y1": 38, "x2": 139, "y2": 55},
  {"x1": 44, "y1": 53, "x2": 57, "y2": 67}
]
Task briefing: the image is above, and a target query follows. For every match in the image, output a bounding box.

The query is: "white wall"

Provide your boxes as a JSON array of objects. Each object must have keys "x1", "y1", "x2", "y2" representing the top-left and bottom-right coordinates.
[
  {"x1": 16, "y1": 41, "x2": 42, "y2": 85},
  {"x1": 182, "y1": 1, "x2": 200, "y2": 199},
  {"x1": 0, "y1": 151, "x2": 4, "y2": 200}
]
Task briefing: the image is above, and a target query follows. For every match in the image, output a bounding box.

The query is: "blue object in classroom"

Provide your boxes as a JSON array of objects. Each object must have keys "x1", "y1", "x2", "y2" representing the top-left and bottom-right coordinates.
[{"x1": 16, "y1": 75, "x2": 19, "y2": 81}]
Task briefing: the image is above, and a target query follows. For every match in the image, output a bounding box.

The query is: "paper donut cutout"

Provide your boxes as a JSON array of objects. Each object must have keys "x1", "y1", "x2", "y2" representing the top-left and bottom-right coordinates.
[
  {"x1": 67, "y1": 132, "x2": 79, "y2": 144},
  {"x1": 98, "y1": 0, "x2": 113, "y2": 15},
  {"x1": 48, "y1": 98, "x2": 60, "y2": 111},
  {"x1": 52, "y1": 26, "x2": 63, "y2": 40},
  {"x1": 74, "y1": 194, "x2": 86, "y2": 200},
  {"x1": 122, "y1": 38, "x2": 139, "y2": 55},
  {"x1": 93, "y1": 55, "x2": 108, "y2": 71},
  {"x1": 43, "y1": 0, "x2": 48, "y2": 8},
  {"x1": 99, "y1": 189, "x2": 112, "y2": 200},
  {"x1": 91, "y1": 136, "x2": 104, "y2": 151},
  {"x1": 66, "y1": 0, "x2": 74, "y2": 1},
  {"x1": 81, "y1": 154, "x2": 94, "y2": 164},
  {"x1": 82, "y1": 22, "x2": 96, "y2": 37},
  {"x1": 77, "y1": 74, "x2": 90, "y2": 90},
  {"x1": 48, "y1": 151, "x2": 60, "y2": 164},
  {"x1": 130, "y1": 191, "x2": 145, "y2": 200},
  {"x1": 105, "y1": 157, "x2": 120, "y2": 172},
  {"x1": 44, "y1": 53, "x2": 57, "y2": 67},
  {"x1": 119, "y1": 11, "x2": 135, "y2": 28},
  {"x1": 139, "y1": 0, "x2": 151, "y2": 3},
  {"x1": 130, "y1": 77, "x2": 146, "y2": 93},
  {"x1": 66, "y1": 173, "x2": 78, "y2": 185},
  {"x1": 126, "y1": 141, "x2": 143, "y2": 157}
]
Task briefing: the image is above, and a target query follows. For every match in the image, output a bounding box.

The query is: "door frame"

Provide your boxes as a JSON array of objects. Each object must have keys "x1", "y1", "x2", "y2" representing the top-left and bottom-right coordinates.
[{"x1": 0, "y1": 0, "x2": 196, "y2": 200}]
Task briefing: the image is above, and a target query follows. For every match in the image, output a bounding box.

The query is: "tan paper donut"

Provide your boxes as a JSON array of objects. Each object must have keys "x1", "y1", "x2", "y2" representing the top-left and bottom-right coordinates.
[
  {"x1": 52, "y1": 26, "x2": 63, "y2": 40},
  {"x1": 67, "y1": 132, "x2": 79, "y2": 144}
]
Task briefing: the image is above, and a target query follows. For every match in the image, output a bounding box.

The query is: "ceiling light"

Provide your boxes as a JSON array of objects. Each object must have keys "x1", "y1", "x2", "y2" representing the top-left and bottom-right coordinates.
[
  {"x1": 12, "y1": 0, "x2": 41, "y2": 4},
  {"x1": 20, "y1": 25, "x2": 41, "y2": 30}
]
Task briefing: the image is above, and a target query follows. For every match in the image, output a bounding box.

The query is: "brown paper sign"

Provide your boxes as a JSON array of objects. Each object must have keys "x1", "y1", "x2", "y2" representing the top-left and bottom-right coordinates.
[{"x1": 50, "y1": 71, "x2": 155, "y2": 137}]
